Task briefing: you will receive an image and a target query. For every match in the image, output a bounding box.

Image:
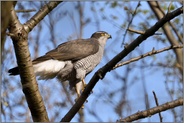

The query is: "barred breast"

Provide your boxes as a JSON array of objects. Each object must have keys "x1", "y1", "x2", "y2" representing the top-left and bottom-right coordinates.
[{"x1": 74, "y1": 45, "x2": 105, "y2": 80}]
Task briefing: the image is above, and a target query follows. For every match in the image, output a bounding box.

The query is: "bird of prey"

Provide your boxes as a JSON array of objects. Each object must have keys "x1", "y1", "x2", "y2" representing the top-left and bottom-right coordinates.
[{"x1": 8, "y1": 31, "x2": 111, "y2": 101}]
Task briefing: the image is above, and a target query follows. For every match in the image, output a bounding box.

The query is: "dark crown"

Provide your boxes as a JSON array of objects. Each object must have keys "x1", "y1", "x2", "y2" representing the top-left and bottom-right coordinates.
[{"x1": 91, "y1": 31, "x2": 111, "y2": 39}]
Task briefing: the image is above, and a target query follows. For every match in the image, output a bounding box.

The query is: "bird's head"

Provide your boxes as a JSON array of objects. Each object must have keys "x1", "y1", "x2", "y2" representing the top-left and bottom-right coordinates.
[{"x1": 91, "y1": 31, "x2": 112, "y2": 40}]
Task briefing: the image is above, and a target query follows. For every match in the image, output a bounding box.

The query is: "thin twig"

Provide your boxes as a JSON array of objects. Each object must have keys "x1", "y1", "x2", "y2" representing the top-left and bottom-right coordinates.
[
  {"x1": 113, "y1": 45, "x2": 183, "y2": 70},
  {"x1": 128, "y1": 28, "x2": 162, "y2": 35},
  {"x1": 152, "y1": 91, "x2": 162, "y2": 122},
  {"x1": 15, "y1": 9, "x2": 36, "y2": 13},
  {"x1": 122, "y1": 2, "x2": 141, "y2": 46},
  {"x1": 167, "y1": 2, "x2": 173, "y2": 13}
]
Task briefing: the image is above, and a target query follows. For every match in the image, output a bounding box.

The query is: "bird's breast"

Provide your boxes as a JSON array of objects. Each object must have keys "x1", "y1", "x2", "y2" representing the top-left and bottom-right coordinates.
[{"x1": 74, "y1": 45, "x2": 105, "y2": 73}]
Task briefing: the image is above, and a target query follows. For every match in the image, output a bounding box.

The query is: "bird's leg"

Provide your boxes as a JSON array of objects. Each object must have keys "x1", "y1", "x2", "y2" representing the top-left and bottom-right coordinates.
[
  {"x1": 81, "y1": 79, "x2": 93, "y2": 103},
  {"x1": 75, "y1": 87, "x2": 80, "y2": 99},
  {"x1": 82, "y1": 79, "x2": 87, "y2": 91},
  {"x1": 75, "y1": 81, "x2": 85, "y2": 108}
]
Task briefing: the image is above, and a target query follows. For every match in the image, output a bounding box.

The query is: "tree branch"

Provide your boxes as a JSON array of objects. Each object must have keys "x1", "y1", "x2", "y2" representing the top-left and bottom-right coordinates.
[
  {"x1": 152, "y1": 91, "x2": 162, "y2": 122},
  {"x1": 128, "y1": 27, "x2": 162, "y2": 35},
  {"x1": 8, "y1": 3, "x2": 49, "y2": 122},
  {"x1": 122, "y1": 2, "x2": 141, "y2": 46},
  {"x1": 148, "y1": 1, "x2": 183, "y2": 75},
  {"x1": 60, "y1": 6, "x2": 183, "y2": 122},
  {"x1": 24, "y1": 1, "x2": 62, "y2": 33},
  {"x1": 117, "y1": 98, "x2": 183, "y2": 122},
  {"x1": 8, "y1": 2, "x2": 63, "y2": 122},
  {"x1": 113, "y1": 45, "x2": 183, "y2": 69},
  {"x1": 1, "y1": 1, "x2": 16, "y2": 54},
  {"x1": 15, "y1": 9, "x2": 36, "y2": 13}
]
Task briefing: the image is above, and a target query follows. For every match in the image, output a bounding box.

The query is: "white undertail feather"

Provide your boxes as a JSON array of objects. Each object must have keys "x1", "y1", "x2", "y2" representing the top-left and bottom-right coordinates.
[{"x1": 33, "y1": 59, "x2": 66, "y2": 80}]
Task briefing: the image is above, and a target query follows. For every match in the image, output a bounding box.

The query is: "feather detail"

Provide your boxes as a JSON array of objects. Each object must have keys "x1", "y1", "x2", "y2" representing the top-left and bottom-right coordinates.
[{"x1": 33, "y1": 59, "x2": 66, "y2": 80}]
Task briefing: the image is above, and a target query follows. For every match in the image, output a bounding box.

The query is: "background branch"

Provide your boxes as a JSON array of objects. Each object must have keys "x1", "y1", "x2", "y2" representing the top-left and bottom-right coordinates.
[
  {"x1": 113, "y1": 45, "x2": 183, "y2": 69},
  {"x1": 128, "y1": 27, "x2": 162, "y2": 35},
  {"x1": 152, "y1": 91, "x2": 162, "y2": 122},
  {"x1": 122, "y1": 2, "x2": 140, "y2": 45},
  {"x1": 24, "y1": 1, "x2": 62, "y2": 33},
  {"x1": 118, "y1": 98, "x2": 183, "y2": 122},
  {"x1": 148, "y1": 1, "x2": 183, "y2": 74},
  {"x1": 15, "y1": 9, "x2": 36, "y2": 13}
]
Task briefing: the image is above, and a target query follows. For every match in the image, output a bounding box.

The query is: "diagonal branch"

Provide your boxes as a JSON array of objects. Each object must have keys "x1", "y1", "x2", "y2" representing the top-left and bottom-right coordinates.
[
  {"x1": 60, "y1": 6, "x2": 183, "y2": 122},
  {"x1": 118, "y1": 98, "x2": 183, "y2": 122},
  {"x1": 122, "y1": 2, "x2": 141, "y2": 46},
  {"x1": 24, "y1": 1, "x2": 62, "y2": 33},
  {"x1": 113, "y1": 45, "x2": 183, "y2": 69}
]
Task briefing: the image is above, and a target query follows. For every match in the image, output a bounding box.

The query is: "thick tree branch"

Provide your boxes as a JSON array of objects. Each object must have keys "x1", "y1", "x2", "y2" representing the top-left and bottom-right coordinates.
[
  {"x1": 61, "y1": 6, "x2": 183, "y2": 122},
  {"x1": 117, "y1": 98, "x2": 183, "y2": 122},
  {"x1": 1, "y1": 1, "x2": 16, "y2": 54},
  {"x1": 8, "y1": 3, "x2": 49, "y2": 122},
  {"x1": 24, "y1": 1, "x2": 62, "y2": 33},
  {"x1": 8, "y1": 2, "x2": 62, "y2": 122}
]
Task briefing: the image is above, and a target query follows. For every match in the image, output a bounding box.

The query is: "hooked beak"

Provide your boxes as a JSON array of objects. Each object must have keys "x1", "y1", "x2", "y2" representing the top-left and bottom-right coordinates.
[{"x1": 108, "y1": 35, "x2": 112, "y2": 39}]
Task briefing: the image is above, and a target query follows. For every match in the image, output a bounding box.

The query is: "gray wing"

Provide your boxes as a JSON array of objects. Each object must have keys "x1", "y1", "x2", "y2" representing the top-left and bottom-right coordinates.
[{"x1": 33, "y1": 38, "x2": 99, "y2": 64}]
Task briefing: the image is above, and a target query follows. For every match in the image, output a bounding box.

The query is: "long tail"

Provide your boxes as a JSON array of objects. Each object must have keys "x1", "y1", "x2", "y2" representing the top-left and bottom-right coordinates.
[{"x1": 8, "y1": 67, "x2": 19, "y2": 75}]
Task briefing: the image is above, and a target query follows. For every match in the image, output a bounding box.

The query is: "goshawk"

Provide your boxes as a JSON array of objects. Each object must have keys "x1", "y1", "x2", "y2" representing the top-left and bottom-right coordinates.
[{"x1": 8, "y1": 31, "x2": 111, "y2": 101}]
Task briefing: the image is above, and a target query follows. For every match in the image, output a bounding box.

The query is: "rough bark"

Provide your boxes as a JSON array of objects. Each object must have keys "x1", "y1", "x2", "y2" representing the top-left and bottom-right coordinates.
[{"x1": 7, "y1": 2, "x2": 62, "y2": 122}]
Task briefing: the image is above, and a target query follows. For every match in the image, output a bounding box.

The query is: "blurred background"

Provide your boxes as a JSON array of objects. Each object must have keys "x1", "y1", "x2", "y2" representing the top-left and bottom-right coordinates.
[{"x1": 1, "y1": 1, "x2": 183, "y2": 122}]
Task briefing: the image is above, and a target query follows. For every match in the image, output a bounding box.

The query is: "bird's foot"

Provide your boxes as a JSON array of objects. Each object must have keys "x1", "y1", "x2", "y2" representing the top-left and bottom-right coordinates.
[
  {"x1": 81, "y1": 83, "x2": 87, "y2": 92},
  {"x1": 82, "y1": 84, "x2": 94, "y2": 95},
  {"x1": 81, "y1": 79, "x2": 93, "y2": 94},
  {"x1": 82, "y1": 79, "x2": 87, "y2": 91}
]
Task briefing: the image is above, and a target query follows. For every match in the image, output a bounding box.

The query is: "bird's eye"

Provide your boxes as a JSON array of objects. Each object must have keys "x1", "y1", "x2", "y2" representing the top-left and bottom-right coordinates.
[{"x1": 101, "y1": 33, "x2": 105, "y2": 36}]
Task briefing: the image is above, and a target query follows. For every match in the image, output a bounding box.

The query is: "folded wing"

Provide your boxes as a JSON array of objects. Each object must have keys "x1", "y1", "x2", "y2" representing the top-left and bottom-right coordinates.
[{"x1": 33, "y1": 38, "x2": 99, "y2": 64}]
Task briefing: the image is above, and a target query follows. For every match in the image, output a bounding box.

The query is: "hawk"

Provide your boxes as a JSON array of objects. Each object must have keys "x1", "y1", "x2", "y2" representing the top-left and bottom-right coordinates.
[{"x1": 8, "y1": 31, "x2": 111, "y2": 101}]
